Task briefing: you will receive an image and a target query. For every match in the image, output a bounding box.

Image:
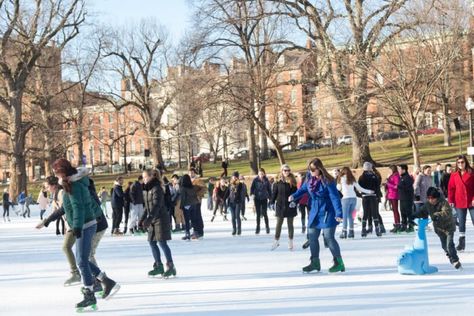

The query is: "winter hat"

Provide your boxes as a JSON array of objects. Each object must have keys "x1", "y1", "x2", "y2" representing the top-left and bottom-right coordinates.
[
  {"x1": 363, "y1": 162, "x2": 373, "y2": 171},
  {"x1": 232, "y1": 171, "x2": 239, "y2": 178},
  {"x1": 426, "y1": 187, "x2": 441, "y2": 199}
]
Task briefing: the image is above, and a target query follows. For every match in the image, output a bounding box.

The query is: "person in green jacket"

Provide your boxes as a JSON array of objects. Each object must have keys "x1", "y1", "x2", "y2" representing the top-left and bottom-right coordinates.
[
  {"x1": 415, "y1": 187, "x2": 462, "y2": 270},
  {"x1": 52, "y1": 159, "x2": 120, "y2": 312}
]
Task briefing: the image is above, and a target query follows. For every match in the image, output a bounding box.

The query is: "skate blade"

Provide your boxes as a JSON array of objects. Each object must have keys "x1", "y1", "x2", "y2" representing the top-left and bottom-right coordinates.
[
  {"x1": 76, "y1": 304, "x2": 98, "y2": 313},
  {"x1": 148, "y1": 274, "x2": 164, "y2": 279},
  {"x1": 94, "y1": 291, "x2": 104, "y2": 298},
  {"x1": 64, "y1": 281, "x2": 82, "y2": 287},
  {"x1": 104, "y1": 284, "x2": 120, "y2": 300}
]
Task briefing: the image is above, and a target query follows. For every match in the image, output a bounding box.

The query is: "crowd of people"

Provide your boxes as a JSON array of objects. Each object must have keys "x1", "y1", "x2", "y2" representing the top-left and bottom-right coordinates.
[{"x1": 1, "y1": 154, "x2": 472, "y2": 311}]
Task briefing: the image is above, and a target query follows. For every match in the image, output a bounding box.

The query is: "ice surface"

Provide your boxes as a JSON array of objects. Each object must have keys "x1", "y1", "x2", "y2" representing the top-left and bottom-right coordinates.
[{"x1": 1, "y1": 201, "x2": 473, "y2": 315}]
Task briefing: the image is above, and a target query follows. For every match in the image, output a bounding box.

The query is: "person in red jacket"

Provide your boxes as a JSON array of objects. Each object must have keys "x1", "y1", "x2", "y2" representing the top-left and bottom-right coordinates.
[{"x1": 447, "y1": 155, "x2": 474, "y2": 252}]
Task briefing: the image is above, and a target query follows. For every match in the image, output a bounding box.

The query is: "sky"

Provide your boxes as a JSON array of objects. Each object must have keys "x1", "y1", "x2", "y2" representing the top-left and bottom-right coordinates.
[{"x1": 88, "y1": 0, "x2": 192, "y2": 43}]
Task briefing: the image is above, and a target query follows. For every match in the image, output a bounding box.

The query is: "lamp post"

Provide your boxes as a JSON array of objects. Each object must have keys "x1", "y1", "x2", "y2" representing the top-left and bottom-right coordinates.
[{"x1": 465, "y1": 97, "x2": 474, "y2": 163}]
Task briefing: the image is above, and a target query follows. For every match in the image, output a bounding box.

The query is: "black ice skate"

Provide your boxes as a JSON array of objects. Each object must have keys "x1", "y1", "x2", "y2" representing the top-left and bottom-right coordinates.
[
  {"x1": 99, "y1": 273, "x2": 120, "y2": 300},
  {"x1": 76, "y1": 287, "x2": 97, "y2": 313}
]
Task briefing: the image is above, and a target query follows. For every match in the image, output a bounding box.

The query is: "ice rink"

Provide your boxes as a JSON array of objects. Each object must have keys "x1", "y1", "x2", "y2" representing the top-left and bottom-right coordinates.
[{"x1": 1, "y1": 201, "x2": 473, "y2": 315}]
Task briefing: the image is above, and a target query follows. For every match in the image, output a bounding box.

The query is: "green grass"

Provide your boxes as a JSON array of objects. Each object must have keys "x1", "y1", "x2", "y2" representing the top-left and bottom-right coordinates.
[{"x1": 1, "y1": 131, "x2": 468, "y2": 198}]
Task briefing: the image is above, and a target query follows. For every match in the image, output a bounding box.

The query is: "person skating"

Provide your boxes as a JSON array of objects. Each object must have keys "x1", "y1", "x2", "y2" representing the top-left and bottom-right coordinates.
[
  {"x1": 123, "y1": 182, "x2": 132, "y2": 234},
  {"x1": 179, "y1": 174, "x2": 200, "y2": 240},
  {"x1": 142, "y1": 169, "x2": 176, "y2": 278},
  {"x1": 397, "y1": 164, "x2": 415, "y2": 233},
  {"x1": 37, "y1": 183, "x2": 49, "y2": 221},
  {"x1": 52, "y1": 159, "x2": 119, "y2": 311},
  {"x1": 414, "y1": 165, "x2": 433, "y2": 215},
  {"x1": 250, "y1": 168, "x2": 271, "y2": 234},
  {"x1": 271, "y1": 165, "x2": 297, "y2": 250},
  {"x1": 386, "y1": 165, "x2": 401, "y2": 233},
  {"x1": 447, "y1": 155, "x2": 474, "y2": 252},
  {"x1": 337, "y1": 167, "x2": 373, "y2": 239},
  {"x1": 440, "y1": 164, "x2": 452, "y2": 198},
  {"x1": 2, "y1": 188, "x2": 10, "y2": 222},
  {"x1": 414, "y1": 187, "x2": 462, "y2": 270},
  {"x1": 207, "y1": 177, "x2": 215, "y2": 212},
  {"x1": 189, "y1": 168, "x2": 205, "y2": 239},
  {"x1": 17, "y1": 191, "x2": 26, "y2": 217},
  {"x1": 111, "y1": 176, "x2": 125, "y2": 235},
  {"x1": 211, "y1": 178, "x2": 228, "y2": 222},
  {"x1": 170, "y1": 174, "x2": 185, "y2": 231},
  {"x1": 290, "y1": 158, "x2": 345, "y2": 273},
  {"x1": 358, "y1": 162, "x2": 383, "y2": 237},
  {"x1": 130, "y1": 176, "x2": 145, "y2": 234},
  {"x1": 225, "y1": 172, "x2": 244, "y2": 236}
]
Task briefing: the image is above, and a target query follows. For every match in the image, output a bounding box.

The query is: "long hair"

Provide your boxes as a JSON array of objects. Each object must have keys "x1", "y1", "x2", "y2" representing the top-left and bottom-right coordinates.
[
  {"x1": 308, "y1": 158, "x2": 334, "y2": 183},
  {"x1": 455, "y1": 155, "x2": 473, "y2": 173},
  {"x1": 52, "y1": 159, "x2": 77, "y2": 193},
  {"x1": 144, "y1": 169, "x2": 164, "y2": 190},
  {"x1": 277, "y1": 164, "x2": 296, "y2": 187},
  {"x1": 180, "y1": 174, "x2": 193, "y2": 188},
  {"x1": 338, "y1": 167, "x2": 355, "y2": 185}
]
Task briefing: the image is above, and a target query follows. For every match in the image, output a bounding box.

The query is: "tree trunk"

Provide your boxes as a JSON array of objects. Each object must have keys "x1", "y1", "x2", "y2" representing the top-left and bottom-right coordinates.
[
  {"x1": 410, "y1": 133, "x2": 421, "y2": 168},
  {"x1": 350, "y1": 120, "x2": 375, "y2": 168},
  {"x1": 259, "y1": 107, "x2": 269, "y2": 160},
  {"x1": 8, "y1": 97, "x2": 28, "y2": 198},
  {"x1": 442, "y1": 102, "x2": 452, "y2": 146},
  {"x1": 247, "y1": 119, "x2": 258, "y2": 174},
  {"x1": 123, "y1": 138, "x2": 128, "y2": 174},
  {"x1": 147, "y1": 123, "x2": 164, "y2": 169}
]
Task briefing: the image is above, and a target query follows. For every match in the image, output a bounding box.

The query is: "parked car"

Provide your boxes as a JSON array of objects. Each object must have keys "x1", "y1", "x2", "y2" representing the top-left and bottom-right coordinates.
[
  {"x1": 164, "y1": 160, "x2": 177, "y2": 168},
  {"x1": 377, "y1": 131, "x2": 400, "y2": 141},
  {"x1": 193, "y1": 152, "x2": 211, "y2": 163},
  {"x1": 296, "y1": 142, "x2": 320, "y2": 151},
  {"x1": 337, "y1": 135, "x2": 352, "y2": 145},
  {"x1": 416, "y1": 128, "x2": 443, "y2": 135},
  {"x1": 229, "y1": 147, "x2": 248, "y2": 160},
  {"x1": 320, "y1": 138, "x2": 333, "y2": 147}
]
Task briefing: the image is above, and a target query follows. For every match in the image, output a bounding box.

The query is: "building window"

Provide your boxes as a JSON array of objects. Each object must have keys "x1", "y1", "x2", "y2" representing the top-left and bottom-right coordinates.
[
  {"x1": 108, "y1": 113, "x2": 113, "y2": 124},
  {"x1": 425, "y1": 112, "x2": 433, "y2": 128},
  {"x1": 276, "y1": 91, "x2": 283, "y2": 105},
  {"x1": 311, "y1": 97, "x2": 317, "y2": 111},
  {"x1": 367, "y1": 117, "x2": 373, "y2": 136},
  {"x1": 140, "y1": 139, "x2": 145, "y2": 153},
  {"x1": 109, "y1": 129, "x2": 115, "y2": 139},
  {"x1": 290, "y1": 71, "x2": 297, "y2": 81},
  {"x1": 276, "y1": 73, "x2": 284, "y2": 84},
  {"x1": 99, "y1": 115, "x2": 103, "y2": 125},
  {"x1": 99, "y1": 129, "x2": 104, "y2": 139},
  {"x1": 290, "y1": 89, "x2": 297, "y2": 105},
  {"x1": 131, "y1": 139, "x2": 136, "y2": 153},
  {"x1": 99, "y1": 147, "x2": 104, "y2": 163}
]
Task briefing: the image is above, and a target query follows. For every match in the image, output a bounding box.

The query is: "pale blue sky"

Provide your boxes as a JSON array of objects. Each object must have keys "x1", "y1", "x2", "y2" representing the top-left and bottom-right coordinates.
[{"x1": 89, "y1": 0, "x2": 191, "y2": 42}]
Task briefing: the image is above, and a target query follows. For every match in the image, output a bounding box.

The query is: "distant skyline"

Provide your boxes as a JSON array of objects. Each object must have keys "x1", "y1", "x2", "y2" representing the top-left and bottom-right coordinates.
[{"x1": 89, "y1": 0, "x2": 192, "y2": 42}]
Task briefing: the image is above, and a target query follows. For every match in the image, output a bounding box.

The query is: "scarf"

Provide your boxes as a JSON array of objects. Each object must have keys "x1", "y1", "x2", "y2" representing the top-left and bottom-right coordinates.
[{"x1": 308, "y1": 176, "x2": 321, "y2": 194}]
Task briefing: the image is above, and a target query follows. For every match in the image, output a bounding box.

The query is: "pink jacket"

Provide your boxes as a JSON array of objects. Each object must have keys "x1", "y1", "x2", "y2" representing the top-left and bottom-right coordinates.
[{"x1": 386, "y1": 172, "x2": 400, "y2": 200}]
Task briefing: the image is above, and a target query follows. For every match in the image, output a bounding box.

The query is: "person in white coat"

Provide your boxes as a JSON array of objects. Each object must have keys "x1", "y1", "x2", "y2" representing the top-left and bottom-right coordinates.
[{"x1": 37, "y1": 183, "x2": 50, "y2": 220}]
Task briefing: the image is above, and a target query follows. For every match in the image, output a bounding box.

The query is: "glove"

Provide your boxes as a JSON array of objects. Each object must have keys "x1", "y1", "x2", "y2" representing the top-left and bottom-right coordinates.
[{"x1": 73, "y1": 228, "x2": 82, "y2": 239}]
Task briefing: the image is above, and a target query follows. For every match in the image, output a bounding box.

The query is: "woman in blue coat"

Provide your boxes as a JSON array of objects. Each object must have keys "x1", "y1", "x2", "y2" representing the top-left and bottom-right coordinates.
[{"x1": 290, "y1": 158, "x2": 345, "y2": 273}]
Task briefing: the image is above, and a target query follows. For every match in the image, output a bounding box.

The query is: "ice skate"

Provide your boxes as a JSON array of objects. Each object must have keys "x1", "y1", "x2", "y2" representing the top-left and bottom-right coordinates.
[
  {"x1": 64, "y1": 271, "x2": 81, "y2": 287},
  {"x1": 163, "y1": 262, "x2": 176, "y2": 279},
  {"x1": 302, "y1": 258, "x2": 320, "y2": 273},
  {"x1": 99, "y1": 273, "x2": 120, "y2": 300},
  {"x1": 148, "y1": 263, "x2": 164, "y2": 277},
  {"x1": 76, "y1": 287, "x2": 97, "y2": 313},
  {"x1": 271, "y1": 239, "x2": 280, "y2": 251}
]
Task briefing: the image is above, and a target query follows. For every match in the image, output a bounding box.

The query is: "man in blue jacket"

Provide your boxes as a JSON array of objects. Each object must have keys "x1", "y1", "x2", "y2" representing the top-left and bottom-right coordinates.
[{"x1": 111, "y1": 177, "x2": 125, "y2": 235}]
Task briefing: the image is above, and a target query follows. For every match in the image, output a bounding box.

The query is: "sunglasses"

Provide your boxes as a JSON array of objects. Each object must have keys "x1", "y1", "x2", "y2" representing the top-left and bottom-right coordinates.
[{"x1": 283, "y1": 169, "x2": 291, "y2": 172}]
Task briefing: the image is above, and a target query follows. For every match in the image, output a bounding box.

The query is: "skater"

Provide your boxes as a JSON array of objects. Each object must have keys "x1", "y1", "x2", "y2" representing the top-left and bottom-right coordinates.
[
  {"x1": 414, "y1": 187, "x2": 462, "y2": 269},
  {"x1": 189, "y1": 168, "x2": 205, "y2": 239},
  {"x1": 386, "y1": 165, "x2": 401, "y2": 233},
  {"x1": 271, "y1": 164, "x2": 297, "y2": 250},
  {"x1": 358, "y1": 162, "x2": 383, "y2": 237},
  {"x1": 99, "y1": 186, "x2": 109, "y2": 219},
  {"x1": 440, "y1": 164, "x2": 452, "y2": 198},
  {"x1": 336, "y1": 167, "x2": 373, "y2": 239},
  {"x1": 221, "y1": 158, "x2": 229, "y2": 178},
  {"x1": 52, "y1": 159, "x2": 119, "y2": 311},
  {"x1": 2, "y1": 188, "x2": 10, "y2": 222},
  {"x1": 290, "y1": 158, "x2": 345, "y2": 273},
  {"x1": 250, "y1": 168, "x2": 271, "y2": 234},
  {"x1": 17, "y1": 191, "x2": 26, "y2": 217},
  {"x1": 225, "y1": 171, "x2": 244, "y2": 236},
  {"x1": 239, "y1": 175, "x2": 249, "y2": 221},
  {"x1": 142, "y1": 169, "x2": 176, "y2": 278},
  {"x1": 37, "y1": 183, "x2": 49, "y2": 221},
  {"x1": 130, "y1": 176, "x2": 145, "y2": 234},
  {"x1": 179, "y1": 174, "x2": 200, "y2": 240},
  {"x1": 171, "y1": 174, "x2": 184, "y2": 231},
  {"x1": 211, "y1": 178, "x2": 228, "y2": 222},
  {"x1": 207, "y1": 177, "x2": 215, "y2": 211},
  {"x1": 414, "y1": 165, "x2": 433, "y2": 214},
  {"x1": 447, "y1": 155, "x2": 474, "y2": 252},
  {"x1": 123, "y1": 181, "x2": 132, "y2": 234},
  {"x1": 398, "y1": 164, "x2": 415, "y2": 233},
  {"x1": 111, "y1": 176, "x2": 125, "y2": 235},
  {"x1": 296, "y1": 172, "x2": 309, "y2": 234}
]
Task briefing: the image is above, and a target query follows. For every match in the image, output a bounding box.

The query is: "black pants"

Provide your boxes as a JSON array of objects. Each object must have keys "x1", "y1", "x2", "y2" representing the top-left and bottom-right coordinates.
[
  {"x1": 399, "y1": 199, "x2": 413, "y2": 226},
  {"x1": 275, "y1": 216, "x2": 294, "y2": 240},
  {"x1": 255, "y1": 199, "x2": 269, "y2": 232},
  {"x1": 437, "y1": 230, "x2": 459, "y2": 263},
  {"x1": 40, "y1": 209, "x2": 46, "y2": 220},
  {"x1": 362, "y1": 196, "x2": 379, "y2": 226},
  {"x1": 124, "y1": 203, "x2": 130, "y2": 228},
  {"x1": 56, "y1": 217, "x2": 65, "y2": 235},
  {"x1": 112, "y1": 206, "x2": 123, "y2": 230},
  {"x1": 240, "y1": 200, "x2": 246, "y2": 216},
  {"x1": 3, "y1": 204, "x2": 9, "y2": 217},
  {"x1": 213, "y1": 200, "x2": 226, "y2": 216},
  {"x1": 191, "y1": 202, "x2": 204, "y2": 236},
  {"x1": 299, "y1": 204, "x2": 308, "y2": 228}
]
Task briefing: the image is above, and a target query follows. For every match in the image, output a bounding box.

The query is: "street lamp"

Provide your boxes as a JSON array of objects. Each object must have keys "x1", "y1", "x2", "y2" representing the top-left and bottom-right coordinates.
[{"x1": 465, "y1": 97, "x2": 474, "y2": 163}]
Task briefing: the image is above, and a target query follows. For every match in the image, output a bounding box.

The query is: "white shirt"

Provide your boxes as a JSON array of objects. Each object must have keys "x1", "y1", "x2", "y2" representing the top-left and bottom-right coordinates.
[{"x1": 337, "y1": 176, "x2": 373, "y2": 199}]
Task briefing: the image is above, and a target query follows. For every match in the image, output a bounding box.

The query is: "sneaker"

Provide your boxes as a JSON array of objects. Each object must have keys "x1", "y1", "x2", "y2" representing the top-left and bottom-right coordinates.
[{"x1": 271, "y1": 240, "x2": 280, "y2": 251}]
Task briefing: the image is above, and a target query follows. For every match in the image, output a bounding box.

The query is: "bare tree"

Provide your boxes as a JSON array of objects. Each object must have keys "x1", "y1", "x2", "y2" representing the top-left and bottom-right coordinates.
[
  {"x1": 0, "y1": 0, "x2": 85, "y2": 197},
  {"x1": 101, "y1": 19, "x2": 175, "y2": 168}
]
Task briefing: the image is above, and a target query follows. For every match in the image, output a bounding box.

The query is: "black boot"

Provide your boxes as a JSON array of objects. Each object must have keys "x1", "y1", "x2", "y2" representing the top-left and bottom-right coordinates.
[
  {"x1": 339, "y1": 229, "x2": 347, "y2": 239},
  {"x1": 99, "y1": 273, "x2": 120, "y2": 300},
  {"x1": 367, "y1": 225, "x2": 373, "y2": 234},
  {"x1": 348, "y1": 229, "x2": 354, "y2": 238},
  {"x1": 361, "y1": 221, "x2": 367, "y2": 237},
  {"x1": 380, "y1": 223, "x2": 386, "y2": 234},
  {"x1": 255, "y1": 226, "x2": 260, "y2": 234},
  {"x1": 76, "y1": 287, "x2": 97, "y2": 311},
  {"x1": 374, "y1": 220, "x2": 382, "y2": 237},
  {"x1": 390, "y1": 224, "x2": 400, "y2": 233},
  {"x1": 456, "y1": 236, "x2": 465, "y2": 252}
]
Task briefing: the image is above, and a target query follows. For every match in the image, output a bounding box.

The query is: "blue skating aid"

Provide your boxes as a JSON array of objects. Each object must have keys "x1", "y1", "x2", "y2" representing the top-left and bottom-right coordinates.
[{"x1": 397, "y1": 218, "x2": 438, "y2": 275}]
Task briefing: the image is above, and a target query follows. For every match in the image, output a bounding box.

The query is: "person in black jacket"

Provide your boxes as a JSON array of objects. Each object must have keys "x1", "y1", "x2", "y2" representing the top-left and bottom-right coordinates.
[
  {"x1": 397, "y1": 164, "x2": 415, "y2": 232},
  {"x1": 358, "y1": 162, "x2": 383, "y2": 237},
  {"x1": 250, "y1": 168, "x2": 272, "y2": 234},
  {"x1": 440, "y1": 164, "x2": 452, "y2": 198},
  {"x1": 142, "y1": 169, "x2": 176, "y2": 278},
  {"x1": 271, "y1": 164, "x2": 298, "y2": 250},
  {"x1": 123, "y1": 182, "x2": 132, "y2": 234},
  {"x1": 225, "y1": 171, "x2": 243, "y2": 235},
  {"x1": 111, "y1": 176, "x2": 125, "y2": 235},
  {"x1": 3, "y1": 188, "x2": 10, "y2": 222},
  {"x1": 130, "y1": 176, "x2": 145, "y2": 234}
]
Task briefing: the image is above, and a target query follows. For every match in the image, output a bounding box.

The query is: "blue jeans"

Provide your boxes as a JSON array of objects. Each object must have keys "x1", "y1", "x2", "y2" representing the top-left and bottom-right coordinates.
[
  {"x1": 455, "y1": 207, "x2": 474, "y2": 234},
  {"x1": 229, "y1": 203, "x2": 241, "y2": 233},
  {"x1": 149, "y1": 240, "x2": 173, "y2": 264},
  {"x1": 308, "y1": 225, "x2": 341, "y2": 260},
  {"x1": 76, "y1": 224, "x2": 101, "y2": 286},
  {"x1": 341, "y1": 198, "x2": 357, "y2": 230}
]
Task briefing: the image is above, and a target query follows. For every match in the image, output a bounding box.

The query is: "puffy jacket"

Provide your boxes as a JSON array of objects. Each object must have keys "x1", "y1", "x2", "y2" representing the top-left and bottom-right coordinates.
[
  {"x1": 250, "y1": 176, "x2": 271, "y2": 201},
  {"x1": 130, "y1": 181, "x2": 144, "y2": 205},
  {"x1": 386, "y1": 172, "x2": 400, "y2": 200},
  {"x1": 62, "y1": 176, "x2": 96, "y2": 230},
  {"x1": 271, "y1": 179, "x2": 297, "y2": 218},
  {"x1": 447, "y1": 170, "x2": 474, "y2": 209},
  {"x1": 398, "y1": 172, "x2": 414, "y2": 201},
  {"x1": 142, "y1": 178, "x2": 171, "y2": 241},
  {"x1": 291, "y1": 177, "x2": 342, "y2": 229},
  {"x1": 111, "y1": 183, "x2": 125, "y2": 209},
  {"x1": 358, "y1": 171, "x2": 382, "y2": 198},
  {"x1": 180, "y1": 187, "x2": 200, "y2": 207}
]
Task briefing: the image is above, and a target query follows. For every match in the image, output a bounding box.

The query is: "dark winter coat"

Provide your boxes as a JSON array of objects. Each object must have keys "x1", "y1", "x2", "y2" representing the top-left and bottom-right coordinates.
[
  {"x1": 358, "y1": 171, "x2": 382, "y2": 198},
  {"x1": 271, "y1": 179, "x2": 297, "y2": 218},
  {"x1": 214, "y1": 186, "x2": 228, "y2": 205},
  {"x1": 130, "y1": 181, "x2": 144, "y2": 205},
  {"x1": 440, "y1": 172, "x2": 451, "y2": 197},
  {"x1": 448, "y1": 170, "x2": 474, "y2": 209},
  {"x1": 111, "y1": 183, "x2": 125, "y2": 209},
  {"x1": 398, "y1": 172, "x2": 414, "y2": 201},
  {"x1": 416, "y1": 198, "x2": 456, "y2": 234},
  {"x1": 62, "y1": 177, "x2": 96, "y2": 230},
  {"x1": 2, "y1": 192, "x2": 9, "y2": 207},
  {"x1": 291, "y1": 177, "x2": 342, "y2": 229},
  {"x1": 250, "y1": 176, "x2": 271, "y2": 201},
  {"x1": 180, "y1": 187, "x2": 200, "y2": 208},
  {"x1": 225, "y1": 182, "x2": 243, "y2": 206},
  {"x1": 143, "y1": 178, "x2": 171, "y2": 242},
  {"x1": 124, "y1": 187, "x2": 132, "y2": 208}
]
